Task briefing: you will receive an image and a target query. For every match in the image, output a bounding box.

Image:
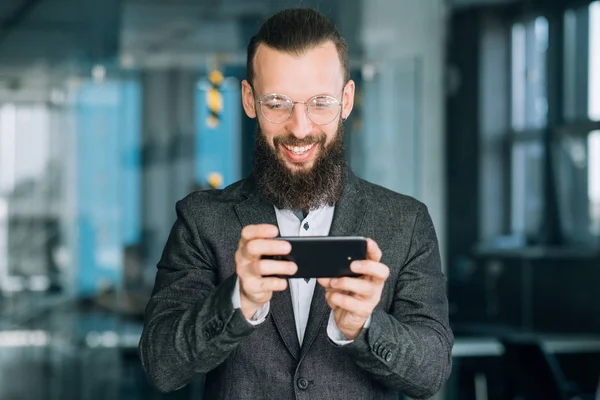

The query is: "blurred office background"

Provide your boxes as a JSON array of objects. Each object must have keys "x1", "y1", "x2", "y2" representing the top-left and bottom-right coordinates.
[{"x1": 0, "y1": 0, "x2": 598, "y2": 399}]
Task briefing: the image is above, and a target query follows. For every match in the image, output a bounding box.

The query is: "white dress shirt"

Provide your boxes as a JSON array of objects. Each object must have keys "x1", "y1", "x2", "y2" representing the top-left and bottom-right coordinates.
[{"x1": 232, "y1": 204, "x2": 370, "y2": 345}]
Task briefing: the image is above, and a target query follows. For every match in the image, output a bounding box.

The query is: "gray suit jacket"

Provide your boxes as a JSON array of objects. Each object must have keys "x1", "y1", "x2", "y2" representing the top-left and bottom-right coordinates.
[{"x1": 139, "y1": 171, "x2": 453, "y2": 400}]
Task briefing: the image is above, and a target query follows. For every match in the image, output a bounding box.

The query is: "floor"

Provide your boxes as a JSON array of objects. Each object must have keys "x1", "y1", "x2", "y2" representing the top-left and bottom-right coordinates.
[
  {"x1": 0, "y1": 295, "x2": 204, "y2": 400},
  {"x1": 2, "y1": 294, "x2": 599, "y2": 400}
]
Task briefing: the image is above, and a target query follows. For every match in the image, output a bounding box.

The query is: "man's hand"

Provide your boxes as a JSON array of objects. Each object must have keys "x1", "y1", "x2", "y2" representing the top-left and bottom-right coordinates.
[
  {"x1": 235, "y1": 224, "x2": 297, "y2": 319},
  {"x1": 318, "y1": 238, "x2": 389, "y2": 340}
]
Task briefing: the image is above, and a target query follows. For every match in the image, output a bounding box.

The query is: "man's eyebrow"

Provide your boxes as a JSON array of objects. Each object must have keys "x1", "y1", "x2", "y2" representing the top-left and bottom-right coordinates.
[{"x1": 259, "y1": 91, "x2": 342, "y2": 99}]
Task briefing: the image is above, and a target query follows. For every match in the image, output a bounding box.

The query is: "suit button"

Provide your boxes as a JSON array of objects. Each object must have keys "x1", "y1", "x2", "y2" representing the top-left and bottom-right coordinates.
[
  {"x1": 297, "y1": 378, "x2": 309, "y2": 390},
  {"x1": 385, "y1": 351, "x2": 393, "y2": 362}
]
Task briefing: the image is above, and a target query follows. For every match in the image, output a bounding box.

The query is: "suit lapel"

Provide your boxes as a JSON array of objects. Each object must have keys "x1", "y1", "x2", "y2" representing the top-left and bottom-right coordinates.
[
  {"x1": 300, "y1": 172, "x2": 368, "y2": 359},
  {"x1": 234, "y1": 179, "x2": 301, "y2": 360}
]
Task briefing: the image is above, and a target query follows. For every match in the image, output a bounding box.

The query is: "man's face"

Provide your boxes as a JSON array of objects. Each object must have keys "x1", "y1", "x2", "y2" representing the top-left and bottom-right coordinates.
[{"x1": 242, "y1": 41, "x2": 355, "y2": 173}]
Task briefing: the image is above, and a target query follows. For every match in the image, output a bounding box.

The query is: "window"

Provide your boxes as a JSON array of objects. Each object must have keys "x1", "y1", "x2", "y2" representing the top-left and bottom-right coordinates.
[
  {"x1": 511, "y1": 142, "x2": 545, "y2": 236},
  {"x1": 511, "y1": 17, "x2": 548, "y2": 131},
  {"x1": 0, "y1": 104, "x2": 16, "y2": 291},
  {"x1": 589, "y1": 131, "x2": 600, "y2": 235},
  {"x1": 506, "y1": 2, "x2": 600, "y2": 246},
  {"x1": 559, "y1": 1, "x2": 600, "y2": 244},
  {"x1": 509, "y1": 16, "x2": 549, "y2": 241},
  {"x1": 0, "y1": 104, "x2": 62, "y2": 292},
  {"x1": 511, "y1": 23, "x2": 526, "y2": 131},
  {"x1": 588, "y1": 2, "x2": 600, "y2": 120}
]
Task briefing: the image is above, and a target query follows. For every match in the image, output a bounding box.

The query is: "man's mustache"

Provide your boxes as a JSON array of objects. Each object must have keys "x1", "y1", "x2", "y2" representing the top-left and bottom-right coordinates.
[{"x1": 273, "y1": 133, "x2": 327, "y2": 148}]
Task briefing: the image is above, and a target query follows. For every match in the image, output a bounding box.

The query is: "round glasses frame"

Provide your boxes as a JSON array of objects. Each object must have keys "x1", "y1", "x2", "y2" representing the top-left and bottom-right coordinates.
[{"x1": 254, "y1": 92, "x2": 343, "y2": 126}]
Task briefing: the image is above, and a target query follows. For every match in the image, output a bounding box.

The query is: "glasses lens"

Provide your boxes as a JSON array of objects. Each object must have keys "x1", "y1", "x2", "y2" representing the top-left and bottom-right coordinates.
[
  {"x1": 260, "y1": 95, "x2": 292, "y2": 123},
  {"x1": 307, "y1": 96, "x2": 341, "y2": 125}
]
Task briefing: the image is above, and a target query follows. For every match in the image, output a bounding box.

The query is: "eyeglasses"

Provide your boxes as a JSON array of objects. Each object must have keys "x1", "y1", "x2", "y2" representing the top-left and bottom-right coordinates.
[{"x1": 255, "y1": 92, "x2": 342, "y2": 125}]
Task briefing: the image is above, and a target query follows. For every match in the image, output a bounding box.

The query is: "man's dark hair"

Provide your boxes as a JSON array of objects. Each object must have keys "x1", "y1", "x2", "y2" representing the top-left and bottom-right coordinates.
[{"x1": 246, "y1": 8, "x2": 349, "y2": 87}]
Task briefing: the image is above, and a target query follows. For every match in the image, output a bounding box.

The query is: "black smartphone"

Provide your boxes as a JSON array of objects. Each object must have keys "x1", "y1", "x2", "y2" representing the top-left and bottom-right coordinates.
[{"x1": 263, "y1": 236, "x2": 367, "y2": 278}]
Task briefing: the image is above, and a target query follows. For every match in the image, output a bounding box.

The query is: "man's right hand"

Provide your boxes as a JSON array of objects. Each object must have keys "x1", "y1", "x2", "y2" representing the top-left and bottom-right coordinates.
[{"x1": 235, "y1": 224, "x2": 297, "y2": 319}]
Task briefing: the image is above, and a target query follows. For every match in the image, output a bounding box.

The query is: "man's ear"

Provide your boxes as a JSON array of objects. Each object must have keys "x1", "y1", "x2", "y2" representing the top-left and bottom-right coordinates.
[
  {"x1": 241, "y1": 80, "x2": 257, "y2": 119},
  {"x1": 341, "y1": 80, "x2": 355, "y2": 121}
]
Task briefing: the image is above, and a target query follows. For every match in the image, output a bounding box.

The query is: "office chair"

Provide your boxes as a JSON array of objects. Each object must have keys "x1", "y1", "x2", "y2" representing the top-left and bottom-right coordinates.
[{"x1": 501, "y1": 336, "x2": 595, "y2": 400}]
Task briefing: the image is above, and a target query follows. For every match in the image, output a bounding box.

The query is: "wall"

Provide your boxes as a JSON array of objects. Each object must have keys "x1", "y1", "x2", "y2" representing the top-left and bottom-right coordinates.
[{"x1": 359, "y1": 0, "x2": 448, "y2": 265}]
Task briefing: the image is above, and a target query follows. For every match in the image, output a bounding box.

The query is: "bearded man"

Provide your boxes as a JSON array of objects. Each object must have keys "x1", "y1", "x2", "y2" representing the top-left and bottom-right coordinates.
[{"x1": 139, "y1": 8, "x2": 453, "y2": 400}]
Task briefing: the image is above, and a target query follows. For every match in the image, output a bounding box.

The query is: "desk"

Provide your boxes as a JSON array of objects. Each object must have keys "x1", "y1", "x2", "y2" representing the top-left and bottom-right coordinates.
[
  {"x1": 452, "y1": 338, "x2": 503, "y2": 357},
  {"x1": 446, "y1": 335, "x2": 600, "y2": 400},
  {"x1": 472, "y1": 246, "x2": 600, "y2": 330},
  {"x1": 453, "y1": 335, "x2": 600, "y2": 357}
]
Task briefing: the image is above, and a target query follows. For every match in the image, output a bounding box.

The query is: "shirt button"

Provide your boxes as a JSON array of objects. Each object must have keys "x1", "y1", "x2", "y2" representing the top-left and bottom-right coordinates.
[
  {"x1": 303, "y1": 222, "x2": 309, "y2": 230},
  {"x1": 297, "y1": 378, "x2": 309, "y2": 390}
]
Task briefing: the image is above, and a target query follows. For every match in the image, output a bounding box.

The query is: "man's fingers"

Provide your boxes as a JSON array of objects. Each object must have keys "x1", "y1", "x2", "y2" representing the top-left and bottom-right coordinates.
[
  {"x1": 325, "y1": 291, "x2": 372, "y2": 318},
  {"x1": 317, "y1": 278, "x2": 332, "y2": 287},
  {"x1": 240, "y1": 224, "x2": 279, "y2": 243},
  {"x1": 261, "y1": 277, "x2": 289, "y2": 292},
  {"x1": 244, "y1": 238, "x2": 291, "y2": 258},
  {"x1": 255, "y1": 259, "x2": 297, "y2": 277},
  {"x1": 236, "y1": 224, "x2": 290, "y2": 310},
  {"x1": 350, "y1": 260, "x2": 390, "y2": 282},
  {"x1": 366, "y1": 238, "x2": 382, "y2": 262},
  {"x1": 243, "y1": 277, "x2": 288, "y2": 295},
  {"x1": 329, "y1": 277, "x2": 377, "y2": 299}
]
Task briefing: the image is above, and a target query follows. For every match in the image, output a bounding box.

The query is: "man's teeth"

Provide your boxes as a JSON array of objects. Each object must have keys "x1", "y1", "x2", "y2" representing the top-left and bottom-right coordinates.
[{"x1": 283, "y1": 144, "x2": 314, "y2": 154}]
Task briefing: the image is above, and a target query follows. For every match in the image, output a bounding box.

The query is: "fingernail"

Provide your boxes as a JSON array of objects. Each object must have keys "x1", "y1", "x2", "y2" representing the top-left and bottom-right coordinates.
[{"x1": 331, "y1": 278, "x2": 338, "y2": 287}]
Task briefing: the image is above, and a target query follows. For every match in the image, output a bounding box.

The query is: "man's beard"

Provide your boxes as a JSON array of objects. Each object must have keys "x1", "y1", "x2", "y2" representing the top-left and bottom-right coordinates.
[{"x1": 253, "y1": 120, "x2": 347, "y2": 211}]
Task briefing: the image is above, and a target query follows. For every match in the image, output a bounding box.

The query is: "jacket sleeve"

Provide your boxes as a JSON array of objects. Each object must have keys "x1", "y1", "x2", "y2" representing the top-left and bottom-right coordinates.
[
  {"x1": 138, "y1": 197, "x2": 255, "y2": 393},
  {"x1": 342, "y1": 204, "x2": 454, "y2": 400}
]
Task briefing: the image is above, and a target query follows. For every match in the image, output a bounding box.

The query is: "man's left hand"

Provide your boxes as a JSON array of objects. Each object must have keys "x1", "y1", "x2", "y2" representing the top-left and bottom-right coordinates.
[{"x1": 317, "y1": 238, "x2": 390, "y2": 340}]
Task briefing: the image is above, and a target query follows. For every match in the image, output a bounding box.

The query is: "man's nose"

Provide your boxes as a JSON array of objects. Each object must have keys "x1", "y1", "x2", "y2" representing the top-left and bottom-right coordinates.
[{"x1": 286, "y1": 103, "x2": 313, "y2": 138}]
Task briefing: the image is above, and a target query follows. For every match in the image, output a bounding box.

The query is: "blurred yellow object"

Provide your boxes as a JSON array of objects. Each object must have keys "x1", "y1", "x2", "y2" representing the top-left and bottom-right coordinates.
[
  {"x1": 206, "y1": 87, "x2": 223, "y2": 114},
  {"x1": 209, "y1": 70, "x2": 224, "y2": 86},
  {"x1": 207, "y1": 172, "x2": 224, "y2": 189},
  {"x1": 206, "y1": 115, "x2": 219, "y2": 128}
]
